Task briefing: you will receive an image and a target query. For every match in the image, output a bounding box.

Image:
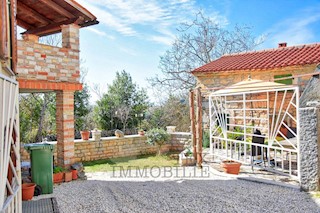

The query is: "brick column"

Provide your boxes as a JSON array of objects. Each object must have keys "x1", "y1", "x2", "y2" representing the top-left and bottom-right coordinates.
[
  {"x1": 56, "y1": 90, "x2": 75, "y2": 168},
  {"x1": 61, "y1": 24, "x2": 80, "y2": 50}
]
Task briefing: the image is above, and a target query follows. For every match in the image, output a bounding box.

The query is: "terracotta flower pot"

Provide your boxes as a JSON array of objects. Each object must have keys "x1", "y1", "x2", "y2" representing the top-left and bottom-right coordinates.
[
  {"x1": 80, "y1": 130, "x2": 90, "y2": 140},
  {"x1": 138, "y1": 131, "x2": 145, "y2": 136},
  {"x1": 72, "y1": 169, "x2": 78, "y2": 180},
  {"x1": 64, "y1": 171, "x2": 72, "y2": 182},
  {"x1": 53, "y1": 172, "x2": 64, "y2": 183},
  {"x1": 221, "y1": 160, "x2": 241, "y2": 175},
  {"x1": 22, "y1": 183, "x2": 36, "y2": 201}
]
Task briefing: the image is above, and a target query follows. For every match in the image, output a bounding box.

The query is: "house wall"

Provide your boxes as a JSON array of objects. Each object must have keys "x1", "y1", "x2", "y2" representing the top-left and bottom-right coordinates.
[
  {"x1": 20, "y1": 133, "x2": 191, "y2": 164},
  {"x1": 194, "y1": 64, "x2": 317, "y2": 92},
  {"x1": 195, "y1": 65, "x2": 309, "y2": 133}
]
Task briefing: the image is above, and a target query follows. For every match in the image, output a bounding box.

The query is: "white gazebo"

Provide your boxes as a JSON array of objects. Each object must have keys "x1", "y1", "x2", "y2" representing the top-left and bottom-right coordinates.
[{"x1": 209, "y1": 79, "x2": 300, "y2": 178}]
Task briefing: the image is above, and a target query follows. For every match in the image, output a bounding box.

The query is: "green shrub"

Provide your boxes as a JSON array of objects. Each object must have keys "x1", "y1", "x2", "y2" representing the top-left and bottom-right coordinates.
[
  {"x1": 146, "y1": 128, "x2": 170, "y2": 155},
  {"x1": 53, "y1": 166, "x2": 64, "y2": 174},
  {"x1": 203, "y1": 130, "x2": 210, "y2": 148}
]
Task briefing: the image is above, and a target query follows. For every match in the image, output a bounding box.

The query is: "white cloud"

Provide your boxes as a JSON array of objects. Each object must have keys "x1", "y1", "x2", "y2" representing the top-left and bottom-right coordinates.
[
  {"x1": 262, "y1": 5, "x2": 320, "y2": 48},
  {"x1": 85, "y1": 28, "x2": 115, "y2": 40},
  {"x1": 77, "y1": 0, "x2": 225, "y2": 45},
  {"x1": 150, "y1": 35, "x2": 174, "y2": 45}
]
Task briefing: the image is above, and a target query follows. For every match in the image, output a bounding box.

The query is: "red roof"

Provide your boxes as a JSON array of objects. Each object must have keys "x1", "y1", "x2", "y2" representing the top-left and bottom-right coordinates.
[{"x1": 192, "y1": 43, "x2": 320, "y2": 73}]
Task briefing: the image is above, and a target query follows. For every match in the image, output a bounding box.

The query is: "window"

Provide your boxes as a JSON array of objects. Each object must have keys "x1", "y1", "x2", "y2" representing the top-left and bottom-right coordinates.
[{"x1": 274, "y1": 74, "x2": 293, "y2": 85}]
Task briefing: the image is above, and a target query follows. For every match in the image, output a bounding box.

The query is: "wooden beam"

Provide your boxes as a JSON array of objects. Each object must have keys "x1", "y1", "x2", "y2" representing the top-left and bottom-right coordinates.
[
  {"x1": 16, "y1": 18, "x2": 33, "y2": 30},
  {"x1": 189, "y1": 90, "x2": 197, "y2": 160},
  {"x1": 10, "y1": 0, "x2": 17, "y2": 73},
  {"x1": 23, "y1": 18, "x2": 78, "y2": 36},
  {"x1": 0, "y1": 0, "x2": 8, "y2": 60},
  {"x1": 196, "y1": 87, "x2": 203, "y2": 168},
  {"x1": 39, "y1": 0, "x2": 74, "y2": 19},
  {"x1": 64, "y1": 0, "x2": 96, "y2": 20},
  {"x1": 17, "y1": 1, "x2": 52, "y2": 25}
]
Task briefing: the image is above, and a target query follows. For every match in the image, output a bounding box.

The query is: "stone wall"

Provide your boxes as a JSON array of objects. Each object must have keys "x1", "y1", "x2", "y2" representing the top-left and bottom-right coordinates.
[
  {"x1": 20, "y1": 133, "x2": 191, "y2": 164},
  {"x1": 299, "y1": 106, "x2": 320, "y2": 191}
]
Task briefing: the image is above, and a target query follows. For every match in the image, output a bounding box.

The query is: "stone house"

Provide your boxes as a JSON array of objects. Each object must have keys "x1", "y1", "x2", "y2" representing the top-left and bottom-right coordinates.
[
  {"x1": 191, "y1": 42, "x2": 320, "y2": 130},
  {"x1": 192, "y1": 42, "x2": 320, "y2": 92},
  {"x1": 191, "y1": 43, "x2": 320, "y2": 190}
]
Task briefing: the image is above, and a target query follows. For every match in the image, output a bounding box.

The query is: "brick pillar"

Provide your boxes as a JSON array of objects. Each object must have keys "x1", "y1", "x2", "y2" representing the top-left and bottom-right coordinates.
[
  {"x1": 61, "y1": 24, "x2": 80, "y2": 50},
  {"x1": 56, "y1": 90, "x2": 75, "y2": 168},
  {"x1": 299, "y1": 104, "x2": 320, "y2": 191}
]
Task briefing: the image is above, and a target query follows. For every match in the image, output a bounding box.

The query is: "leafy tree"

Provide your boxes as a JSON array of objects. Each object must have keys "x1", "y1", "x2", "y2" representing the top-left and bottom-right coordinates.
[
  {"x1": 19, "y1": 93, "x2": 56, "y2": 143},
  {"x1": 74, "y1": 64, "x2": 91, "y2": 132},
  {"x1": 143, "y1": 94, "x2": 190, "y2": 132},
  {"x1": 95, "y1": 70, "x2": 149, "y2": 131},
  {"x1": 146, "y1": 128, "x2": 170, "y2": 155},
  {"x1": 19, "y1": 59, "x2": 91, "y2": 141},
  {"x1": 149, "y1": 11, "x2": 265, "y2": 93}
]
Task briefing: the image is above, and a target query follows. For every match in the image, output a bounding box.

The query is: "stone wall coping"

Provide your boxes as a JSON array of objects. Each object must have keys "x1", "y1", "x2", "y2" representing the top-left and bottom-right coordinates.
[
  {"x1": 20, "y1": 132, "x2": 191, "y2": 146},
  {"x1": 171, "y1": 132, "x2": 191, "y2": 136}
]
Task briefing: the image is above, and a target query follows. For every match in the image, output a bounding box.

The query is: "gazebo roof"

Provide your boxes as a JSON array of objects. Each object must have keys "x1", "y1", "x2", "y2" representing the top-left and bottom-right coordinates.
[
  {"x1": 17, "y1": 0, "x2": 98, "y2": 36},
  {"x1": 211, "y1": 79, "x2": 295, "y2": 96}
]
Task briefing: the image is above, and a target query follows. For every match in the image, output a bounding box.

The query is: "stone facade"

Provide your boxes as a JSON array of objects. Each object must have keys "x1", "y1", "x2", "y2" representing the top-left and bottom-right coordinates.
[
  {"x1": 299, "y1": 106, "x2": 320, "y2": 191},
  {"x1": 196, "y1": 65, "x2": 308, "y2": 131},
  {"x1": 20, "y1": 133, "x2": 191, "y2": 163},
  {"x1": 194, "y1": 64, "x2": 316, "y2": 92}
]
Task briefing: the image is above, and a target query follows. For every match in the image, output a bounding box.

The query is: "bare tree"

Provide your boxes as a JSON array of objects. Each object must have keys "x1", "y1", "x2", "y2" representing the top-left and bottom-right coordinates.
[
  {"x1": 91, "y1": 83, "x2": 104, "y2": 100},
  {"x1": 39, "y1": 33, "x2": 62, "y2": 47},
  {"x1": 115, "y1": 105, "x2": 131, "y2": 132},
  {"x1": 148, "y1": 11, "x2": 265, "y2": 92}
]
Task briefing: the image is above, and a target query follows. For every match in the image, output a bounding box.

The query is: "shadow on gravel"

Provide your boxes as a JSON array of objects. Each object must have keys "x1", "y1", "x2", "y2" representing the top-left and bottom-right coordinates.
[{"x1": 53, "y1": 179, "x2": 320, "y2": 213}]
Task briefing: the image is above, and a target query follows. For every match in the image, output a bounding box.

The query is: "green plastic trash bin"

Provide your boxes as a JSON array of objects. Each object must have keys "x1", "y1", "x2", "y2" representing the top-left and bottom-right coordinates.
[{"x1": 24, "y1": 143, "x2": 54, "y2": 194}]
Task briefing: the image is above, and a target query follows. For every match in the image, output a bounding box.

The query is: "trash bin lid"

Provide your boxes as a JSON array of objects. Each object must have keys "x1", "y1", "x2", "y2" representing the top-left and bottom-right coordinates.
[{"x1": 24, "y1": 143, "x2": 54, "y2": 151}]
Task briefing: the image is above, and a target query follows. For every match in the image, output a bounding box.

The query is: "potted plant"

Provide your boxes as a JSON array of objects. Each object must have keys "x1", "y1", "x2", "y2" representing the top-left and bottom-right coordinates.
[
  {"x1": 72, "y1": 169, "x2": 78, "y2": 180},
  {"x1": 64, "y1": 170, "x2": 72, "y2": 182},
  {"x1": 53, "y1": 166, "x2": 64, "y2": 183},
  {"x1": 80, "y1": 115, "x2": 90, "y2": 140},
  {"x1": 221, "y1": 160, "x2": 241, "y2": 175},
  {"x1": 138, "y1": 129, "x2": 145, "y2": 136},
  {"x1": 179, "y1": 147, "x2": 196, "y2": 166},
  {"x1": 146, "y1": 128, "x2": 170, "y2": 155},
  {"x1": 22, "y1": 183, "x2": 36, "y2": 201}
]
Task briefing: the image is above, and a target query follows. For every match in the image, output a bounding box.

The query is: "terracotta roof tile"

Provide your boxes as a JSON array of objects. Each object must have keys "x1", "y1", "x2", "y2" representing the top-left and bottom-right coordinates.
[{"x1": 192, "y1": 43, "x2": 320, "y2": 73}]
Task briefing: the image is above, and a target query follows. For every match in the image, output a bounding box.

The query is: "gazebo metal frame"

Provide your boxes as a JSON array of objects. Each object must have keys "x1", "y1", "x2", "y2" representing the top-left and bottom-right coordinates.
[{"x1": 209, "y1": 79, "x2": 300, "y2": 178}]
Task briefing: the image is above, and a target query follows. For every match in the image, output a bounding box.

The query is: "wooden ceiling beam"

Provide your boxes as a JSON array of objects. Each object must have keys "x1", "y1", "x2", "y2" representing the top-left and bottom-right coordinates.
[
  {"x1": 38, "y1": 0, "x2": 74, "y2": 19},
  {"x1": 16, "y1": 18, "x2": 33, "y2": 30},
  {"x1": 17, "y1": 1, "x2": 52, "y2": 25},
  {"x1": 22, "y1": 18, "x2": 78, "y2": 36},
  {"x1": 64, "y1": 0, "x2": 94, "y2": 20}
]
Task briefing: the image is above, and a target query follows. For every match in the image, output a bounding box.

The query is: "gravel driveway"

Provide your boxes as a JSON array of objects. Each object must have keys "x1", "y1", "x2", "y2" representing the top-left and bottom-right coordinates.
[{"x1": 52, "y1": 173, "x2": 320, "y2": 213}]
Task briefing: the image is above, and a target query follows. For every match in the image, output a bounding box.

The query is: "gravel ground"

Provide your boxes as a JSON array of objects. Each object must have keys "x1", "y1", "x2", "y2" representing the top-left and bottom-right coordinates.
[{"x1": 51, "y1": 174, "x2": 320, "y2": 213}]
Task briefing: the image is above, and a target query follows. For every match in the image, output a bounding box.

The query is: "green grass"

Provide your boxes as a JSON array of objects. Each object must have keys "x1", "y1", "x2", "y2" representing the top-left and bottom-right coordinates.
[{"x1": 83, "y1": 154, "x2": 179, "y2": 173}]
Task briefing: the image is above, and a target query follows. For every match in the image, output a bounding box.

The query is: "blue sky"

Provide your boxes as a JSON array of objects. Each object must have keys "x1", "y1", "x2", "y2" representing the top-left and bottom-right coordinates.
[{"x1": 76, "y1": 0, "x2": 320, "y2": 103}]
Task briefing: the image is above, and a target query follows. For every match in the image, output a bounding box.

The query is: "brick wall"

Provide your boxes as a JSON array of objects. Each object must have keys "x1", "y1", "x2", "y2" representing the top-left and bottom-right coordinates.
[
  {"x1": 20, "y1": 133, "x2": 191, "y2": 164},
  {"x1": 16, "y1": 28, "x2": 80, "y2": 84}
]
